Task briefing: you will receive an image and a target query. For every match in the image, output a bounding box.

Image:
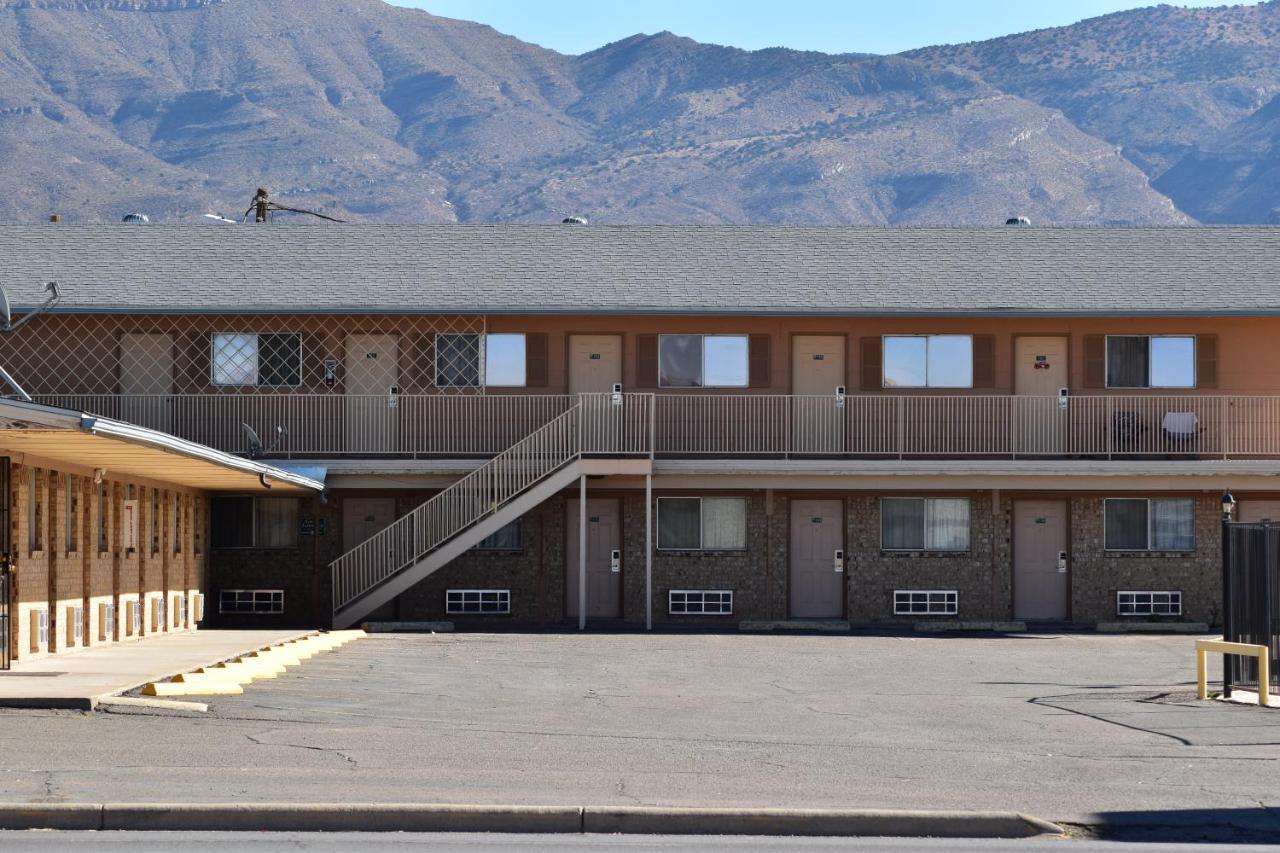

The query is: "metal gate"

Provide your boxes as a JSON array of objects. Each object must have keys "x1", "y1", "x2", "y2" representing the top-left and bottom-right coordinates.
[
  {"x1": 1222, "y1": 520, "x2": 1280, "y2": 697},
  {"x1": 0, "y1": 458, "x2": 10, "y2": 670}
]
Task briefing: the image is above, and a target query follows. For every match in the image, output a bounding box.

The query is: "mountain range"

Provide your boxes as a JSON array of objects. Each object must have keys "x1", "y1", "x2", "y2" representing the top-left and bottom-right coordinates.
[{"x1": 1, "y1": 0, "x2": 1278, "y2": 225}]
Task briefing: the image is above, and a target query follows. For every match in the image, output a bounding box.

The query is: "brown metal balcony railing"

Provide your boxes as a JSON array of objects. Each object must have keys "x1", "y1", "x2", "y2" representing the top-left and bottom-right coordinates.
[{"x1": 34, "y1": 393, "x2": 1280, "y2": 460}]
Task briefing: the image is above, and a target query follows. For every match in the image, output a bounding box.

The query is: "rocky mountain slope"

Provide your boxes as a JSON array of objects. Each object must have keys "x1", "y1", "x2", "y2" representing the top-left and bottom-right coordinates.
[{"x1": 0, "y1": 0, "x2": 1275, "y2": 224}]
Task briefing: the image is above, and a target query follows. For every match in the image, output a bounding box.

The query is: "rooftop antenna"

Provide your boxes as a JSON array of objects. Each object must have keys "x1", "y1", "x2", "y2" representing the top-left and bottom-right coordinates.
[
  {"x1": 242, "y1": 187, "x2": 345, "y2": 224},
  {"x1": 0, "y1": 282, "x2": 61, "y2": 402},
  {"x1": 204, "y1": 213, "x2": 237, "y2": 224},
  {"x1": 241, "y1": 422, "x2": 289, "y2": 459}
]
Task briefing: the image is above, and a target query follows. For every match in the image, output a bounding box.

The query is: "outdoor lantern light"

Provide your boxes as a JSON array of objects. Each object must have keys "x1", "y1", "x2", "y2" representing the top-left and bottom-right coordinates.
[{"x1": 1221, "y1": 490, "x2": 1237, "y2": 518}]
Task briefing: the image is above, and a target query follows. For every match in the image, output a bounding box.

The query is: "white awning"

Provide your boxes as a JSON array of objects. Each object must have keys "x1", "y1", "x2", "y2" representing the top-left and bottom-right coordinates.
[{"x1": 0, "y1": 399, "x2": 324, "y2": 493}]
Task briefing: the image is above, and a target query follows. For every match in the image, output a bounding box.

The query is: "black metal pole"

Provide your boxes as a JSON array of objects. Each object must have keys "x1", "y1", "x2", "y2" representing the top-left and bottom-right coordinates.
[{"x1": 1222, "y1": 508, "x2": 1232, "y2": 698}]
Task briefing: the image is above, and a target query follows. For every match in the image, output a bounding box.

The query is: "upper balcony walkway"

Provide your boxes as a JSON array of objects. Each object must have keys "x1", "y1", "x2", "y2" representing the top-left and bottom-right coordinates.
[{"x1": 36, "y1": 392, "x2": 1280, "y2": 462}]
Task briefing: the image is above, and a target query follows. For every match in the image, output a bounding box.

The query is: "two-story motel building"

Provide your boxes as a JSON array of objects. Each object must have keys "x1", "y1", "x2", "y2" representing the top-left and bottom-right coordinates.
[{"x1": 3, "y1": 223, "x2": 1279, "y2": 656}]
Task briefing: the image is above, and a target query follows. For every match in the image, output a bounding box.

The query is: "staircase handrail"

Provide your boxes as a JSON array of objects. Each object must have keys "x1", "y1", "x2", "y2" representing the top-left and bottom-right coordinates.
[{"x1": 331, "y1": 402, "x2": 583, "y2": 612}]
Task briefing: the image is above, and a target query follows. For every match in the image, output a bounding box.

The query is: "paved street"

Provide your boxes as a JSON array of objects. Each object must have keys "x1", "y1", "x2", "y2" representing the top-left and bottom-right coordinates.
[
  {"x1": 0, "y1": 831, "x2": 1262, "y2": 852},
  {"x1": 0, "y1": 632, "x2": 1275, "y2": 837}
]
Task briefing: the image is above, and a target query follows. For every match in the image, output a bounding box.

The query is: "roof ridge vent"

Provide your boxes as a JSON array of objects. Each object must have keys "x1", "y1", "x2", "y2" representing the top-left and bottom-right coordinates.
[
  {"x1": 1005, "y1": 216, "x2": 1031, "y2": 226},
  {"x1": 561, "y1": 215, "x2": 589, "y2": 226}
]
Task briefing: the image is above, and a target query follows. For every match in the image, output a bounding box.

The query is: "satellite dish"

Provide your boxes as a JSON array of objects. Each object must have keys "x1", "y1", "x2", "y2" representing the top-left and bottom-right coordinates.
[
  {"x1": 241, "y1": 423, "x2": 265, "y2": 459},
  {"x1": 241, "y1": 422, "x2": 288, "y2": 459}
]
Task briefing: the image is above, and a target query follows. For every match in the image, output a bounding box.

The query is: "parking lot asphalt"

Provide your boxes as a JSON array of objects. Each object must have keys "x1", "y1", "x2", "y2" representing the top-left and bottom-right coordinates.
[{"x1": 0, "y1": 631, "x2": 1275, "y2": 833}]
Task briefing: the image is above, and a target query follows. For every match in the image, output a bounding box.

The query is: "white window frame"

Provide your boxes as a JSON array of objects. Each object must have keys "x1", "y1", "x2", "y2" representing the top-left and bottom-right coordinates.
[
  {"x1": 483, "y1": 333, "x2": 527, "y2": 388},
  {"x1": 130, "y1": 600, "x2": 141, "y2": 636},
  {"x1": 668, "y1": 590, "x2": 734, "y2": 615},
  {"x1": 894, "y1": 590, "x2": 959, "y2": 616},
  {"x1": 210, "y1": 332, "x2": 304, "y2": 388},
  {"x1": 657, "y1": 334, "x2": 750, "y2": 389},
  {"x1": 881, "y1": 334, "x2": 974, "y2": 389},
  {"x1": 219, "y1": 589, "x2": 285, "y2": 615},
  {"x1": 1116, "y1": 590, "x2": 1182, "y2": 617},
  {"x1": 1104, "y1": 334, "x2": 1196, "y2": 389},
  {"x1": 879, "y1": 497, "x2": 971, "y2": 552},
  {"x1": 656, "y1": 496, "x2": 748, "y2": 551},
  {"x1": 446, "y1": 589, "x2": 511, "y2": 615},
  {"x1": 1103, "y1": 498, "x2": 1195, "y2": 553}
]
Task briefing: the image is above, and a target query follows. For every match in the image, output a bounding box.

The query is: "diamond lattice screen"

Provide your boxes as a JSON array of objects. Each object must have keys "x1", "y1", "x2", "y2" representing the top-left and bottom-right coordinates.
[{"x1": 0, "y1": 313, "x2": 486, "y2": 397}]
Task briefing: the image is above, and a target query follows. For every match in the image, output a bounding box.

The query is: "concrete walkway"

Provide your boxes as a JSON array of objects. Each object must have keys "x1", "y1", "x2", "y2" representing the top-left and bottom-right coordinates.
[{"x1": 0, "y1": 629, "x2": 310, "y2": 709}]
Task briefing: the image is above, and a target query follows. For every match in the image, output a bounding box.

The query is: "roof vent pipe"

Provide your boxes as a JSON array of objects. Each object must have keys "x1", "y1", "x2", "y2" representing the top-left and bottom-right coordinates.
[
  {"x1": 562, "y1": 215, "x2": 589, "y2": 225},
  {"x1": 1005, "y1": 216, "x2": 1031, "y2": 226}
]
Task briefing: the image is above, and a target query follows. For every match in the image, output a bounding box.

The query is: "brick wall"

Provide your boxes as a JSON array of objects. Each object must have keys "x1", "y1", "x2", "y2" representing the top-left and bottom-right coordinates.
[
  {"x1": 7, "y1": 461, "x2": 206, "y2": 662},
  {"x1": 1067, "y1": 495, "x2": 1220, "y2": 624},
  {"x1": 206, "y1": 485, "x2": 1225, "y2": 633},
  {"x1": 622, "y1": 491, "x2": 775, "y2": 625},
  {"x1": 395, "y1": 495, "x2": 566, "y2": 625}
]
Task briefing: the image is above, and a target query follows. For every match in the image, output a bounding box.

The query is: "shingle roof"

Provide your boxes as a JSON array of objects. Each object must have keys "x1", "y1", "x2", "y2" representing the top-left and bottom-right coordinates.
[{"x1": 2, "y1": 224, "x2": 1279, "y2": 316}]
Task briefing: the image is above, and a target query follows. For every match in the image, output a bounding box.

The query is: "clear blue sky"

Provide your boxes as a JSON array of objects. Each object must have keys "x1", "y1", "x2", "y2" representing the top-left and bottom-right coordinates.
[{"x1": 394, "y1": 0, "x2": 1252, "y2": 55}]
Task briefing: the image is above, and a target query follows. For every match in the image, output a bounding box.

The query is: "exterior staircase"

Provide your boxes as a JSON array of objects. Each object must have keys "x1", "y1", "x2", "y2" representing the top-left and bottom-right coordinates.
[{"x1": 330, "y1": 395, "x2": 652, "y2": 628}]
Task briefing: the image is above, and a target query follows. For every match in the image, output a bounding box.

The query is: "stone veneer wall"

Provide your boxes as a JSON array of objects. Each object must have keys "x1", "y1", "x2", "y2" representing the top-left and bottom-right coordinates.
[
  {"x1": 845, "y1": 493, "x2": 1002, "y2": 623},
  {"x1": 1067, "y1": 494, "x2": 1220, "y2": 625},
  {"x1": 622, "y1": 491, "x2": 778, "y2": 625},
  {"x1": 395, "y1": 495, "x2": 566, "y2": 625},
  {"x1": 233, "y1": 488, "x2": 1224, "y2": 630}
]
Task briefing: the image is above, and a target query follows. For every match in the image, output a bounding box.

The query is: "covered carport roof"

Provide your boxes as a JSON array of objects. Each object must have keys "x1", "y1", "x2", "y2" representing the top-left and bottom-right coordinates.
[{"x1": 0, "y1": 399, "x2": 324, "y2": 493}]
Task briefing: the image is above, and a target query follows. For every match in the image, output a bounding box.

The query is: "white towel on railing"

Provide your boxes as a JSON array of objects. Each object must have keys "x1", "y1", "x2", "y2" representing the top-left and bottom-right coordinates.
[{"x1": 1162, "y1": 411, "x2": 1199, "y2": 437}]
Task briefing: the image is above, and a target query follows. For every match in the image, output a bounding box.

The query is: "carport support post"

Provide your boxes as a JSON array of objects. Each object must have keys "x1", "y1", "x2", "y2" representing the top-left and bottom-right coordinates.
[
  {"x1": 645, "y1": 473, "x2": 653, "y2": 631},
  {"x1": 578, "y1": 475, "x2": 587, "y2": 631}
]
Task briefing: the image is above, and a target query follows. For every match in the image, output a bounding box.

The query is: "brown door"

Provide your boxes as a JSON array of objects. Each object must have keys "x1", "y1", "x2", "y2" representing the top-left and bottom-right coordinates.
[
  {"x1": 1014, "y1": 336, "x2": 1069, "y2": 454},
  {"x1": 789, "y1": 499, "x2": 844, "y2": 618},
  {"x1": 792, "y1": 336, "x2": 846, "y2": 454},
  {"x1": 345, "y1": 334, "x2": 399, "y2": 454},
  {"x1": 566, "y1": 498, "x2": 621, "y2": 620},
  {"x1": 342, "y1": 497, "x2": 396, "y2": 550},
  {"x1": 1013, "y1": 500, "x2": 1068, "y2": 621},
  {"x1": 119, "y1": 333, "x2": 174, "y2": 433},
  {"x1": 568, "y1": 335, "x2": 622, "y2": 395},
  {"x1": 1238, "y1": 501, "x2": 1280, "y2": 523}
]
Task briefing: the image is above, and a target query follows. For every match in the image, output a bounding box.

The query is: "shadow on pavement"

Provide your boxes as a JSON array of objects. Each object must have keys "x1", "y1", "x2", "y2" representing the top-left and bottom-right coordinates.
[{"x1": 1070, "y1": 807, "x2": 1280, "y2": 844}]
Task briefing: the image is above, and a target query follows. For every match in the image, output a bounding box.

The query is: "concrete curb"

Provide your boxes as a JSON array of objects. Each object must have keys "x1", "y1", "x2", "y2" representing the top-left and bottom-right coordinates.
[
  {"x1": 363, "y1": 621, "x2": 455, "y2": 633},
  {"x1": 0, "y1": 803, "x2": 1063, "y2": 837},
  {"x1": 1095, "y1": 622, "x2": 1210, "y2": 634},
  {"x1": 583, "y1": 807, "x2": 1061, "y2": 838}
]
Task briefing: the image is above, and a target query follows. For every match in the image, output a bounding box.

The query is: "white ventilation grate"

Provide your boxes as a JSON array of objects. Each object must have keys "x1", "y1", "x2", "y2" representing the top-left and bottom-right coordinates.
[
  {"x1": 669, "y1": 590, "x2": 733, "y2": 615},
  {"x1": 445, "y1": 590, "x2": 510, "y2": 615},
  {"x1": 1117, "y1": 591, "x2": 1182, "y2": 616},
  {"x1": 894, "y1": 590, "x2": 958, "y2": 616}
]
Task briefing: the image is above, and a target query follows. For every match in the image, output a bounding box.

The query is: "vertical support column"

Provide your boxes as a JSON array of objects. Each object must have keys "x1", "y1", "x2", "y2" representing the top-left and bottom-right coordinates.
[
  {"x1": 578, "y1": 475, "x2": 587, "y2": 632},
  {"x1": 645, "y1": 473, "x2": 653, "y2": 631}
]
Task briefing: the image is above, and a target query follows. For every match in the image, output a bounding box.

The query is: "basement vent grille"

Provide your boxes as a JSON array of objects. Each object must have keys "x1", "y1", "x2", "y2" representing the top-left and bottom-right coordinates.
[
  {"x1": 1117, "y1": 591, "x2": 1181, "y2": 617},
  {"x1": 669, "y1": 590, "x2": 733, "y2": 615},
  {"x1": 446, "y1": 590, "x2": 510, "y2": 615},
  {"x1": 894, "y1": 590, "x2": 959, "y2": 616}
]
